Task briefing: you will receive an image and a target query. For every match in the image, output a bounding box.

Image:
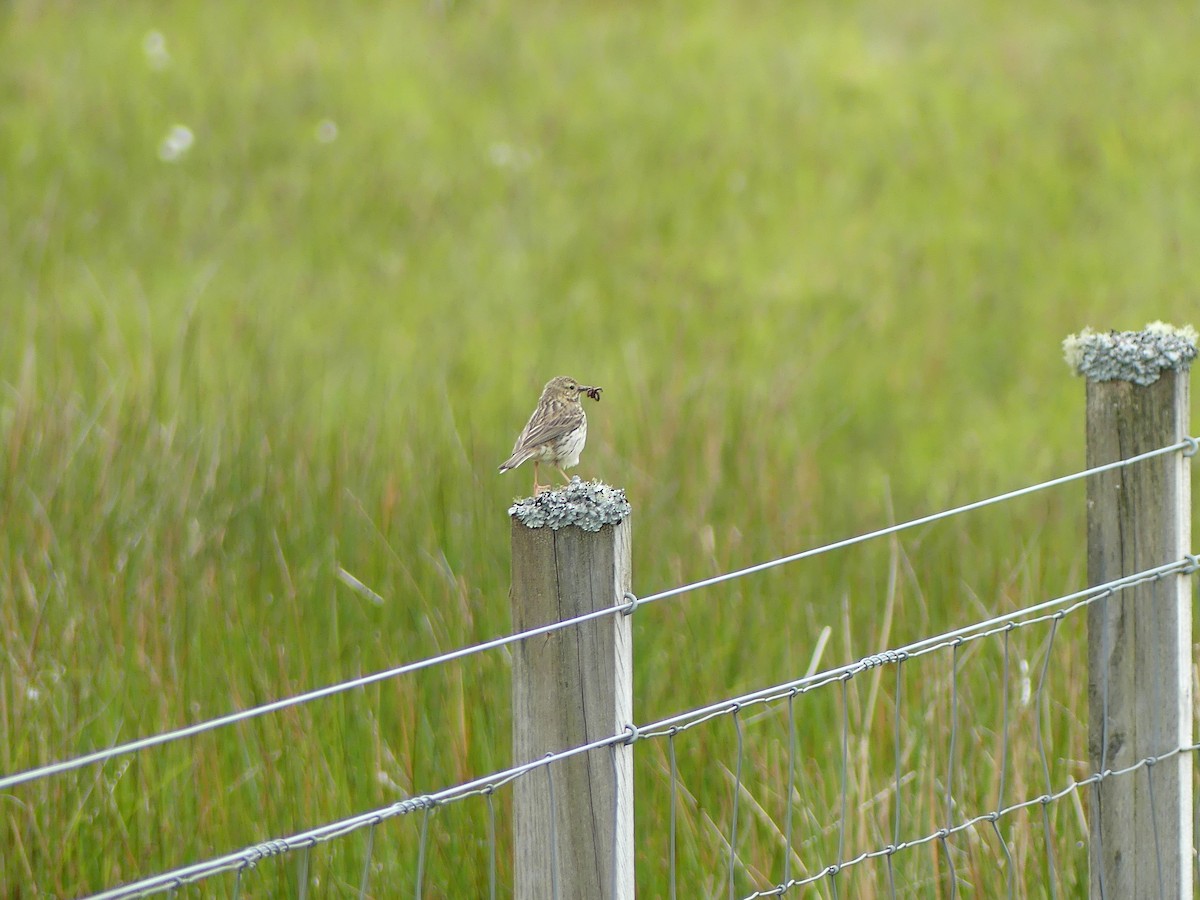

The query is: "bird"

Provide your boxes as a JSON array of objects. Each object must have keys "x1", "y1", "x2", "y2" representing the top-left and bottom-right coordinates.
[{"x1": 500, "y1": 376, "x2": 602, "y2": 495}]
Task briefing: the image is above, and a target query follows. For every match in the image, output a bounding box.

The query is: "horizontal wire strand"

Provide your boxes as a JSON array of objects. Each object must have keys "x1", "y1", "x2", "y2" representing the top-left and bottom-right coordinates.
[
  {"x1": 76, "y1": 556, "x2": 1193, "y2": 899},
  {"x1": 739, "y1": 742, "x2": 1200, "y2": 899},
  {"x1": 0, "y1": 602, "x2": 620, "y2": 792},
  {"x1": 3, "y1": 438, "x2": 1193, "y2": 794},
  {"x1": 81, "y1": 723, "x2": 630, "y2": 900},
  {"x1": 637, "y1": 556, "x2": 1194, "y2": 740},
  {"x1": 87, "y1": 729, "x2": 1200, "y2": 900},
  {"x1": 635, "y1": 437, "x2": 1196, "y2": 607}
]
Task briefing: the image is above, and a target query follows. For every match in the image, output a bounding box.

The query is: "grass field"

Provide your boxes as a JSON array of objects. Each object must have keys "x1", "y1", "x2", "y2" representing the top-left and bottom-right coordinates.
[{"x1": 2, "y1": 0, "x2": 1199, "y2": 896}]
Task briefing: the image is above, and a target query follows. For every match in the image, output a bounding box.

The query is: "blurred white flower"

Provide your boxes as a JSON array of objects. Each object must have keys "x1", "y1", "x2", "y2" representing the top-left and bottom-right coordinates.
[
  {"x1": 315, "y1": 119, "x2": 339, "y2": 143},
  {"x1": 488, "y1": 142, "x2": 516, "y2": 167},
  {"x1": 487, "y1": 141, "x2": 538, "y2": 170},
  {"x1": 158, "y1": 124, "x2": 194, "y2": 162},
  {"x1": 143, "y1": 30, "x2": 171, "y2": 70}
]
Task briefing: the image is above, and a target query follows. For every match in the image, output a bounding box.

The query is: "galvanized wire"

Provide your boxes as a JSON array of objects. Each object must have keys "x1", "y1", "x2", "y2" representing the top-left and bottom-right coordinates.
[
  {"x1": 886, "y1": 658, "x2": 903, "y2": 900},
  {"x1": 0, "y1": 599, "x2": 625, "y2": 793},
  {"x1": 782, "y1": 691, "x2": 797, "y2": 887},
  {"x1": 837, "y1": 677, "x2": 849, "y2": 872},
  {"x1": 486, "y1": 789, "x2": 497, "y2": 900},
  {"x1": 634, "y1": 438, "x2": 1196, "y2": 609},
  {"x1": 729, "y1": 707, "x2": 744, "y2": 900},
  {"x1": 739, "y1": 742, "x2": 1200, "y2": 899},
  {"x1": 547, "y1": 760, "x2": 560, "y2": 900},
  {"x1": 1094, "y1": 586, "x2": 1112, "y2": 900},
  {"x1": 76, "y1": 557, "x2": 1194, "y2": 899},
  {"x1": 943, "y1": 641, "x2": 961, "y2": 900},
  {"x1": 638, "y1": 558, "x2": 1195, "y2": 743},
  {"x1": 1147, "y1": 762, "x2": 1165, "y2": 898},
  {"x1": 1092, "y1": 779, "x2": 1107, "y2": 900},
  {"x1": 610, "y1": 743, "x2": 621, "y2": 900},
  {"x1": 668, "y1": 730, "x2": 679, "y2": 900},
  {"x1": 7, "y1": 439, "x2": 1193, "y2": 795},
  {"x1": 993, "y1": 627, "x2": 1015, "y2": 900},
  {"x1": 1033, "y1": 615, "x2": 1061, "y2": 899}
]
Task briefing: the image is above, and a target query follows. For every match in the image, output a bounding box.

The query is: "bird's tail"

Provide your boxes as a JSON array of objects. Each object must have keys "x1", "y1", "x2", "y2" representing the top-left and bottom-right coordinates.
[{"x1": 498, "y1": 449, "x2": 533, "y2": 473}]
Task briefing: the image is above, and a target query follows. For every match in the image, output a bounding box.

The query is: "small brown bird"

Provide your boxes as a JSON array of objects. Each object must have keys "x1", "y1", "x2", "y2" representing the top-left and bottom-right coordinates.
[{"x1": 500, "y1": 376, "x2": 602, "y2": 495}]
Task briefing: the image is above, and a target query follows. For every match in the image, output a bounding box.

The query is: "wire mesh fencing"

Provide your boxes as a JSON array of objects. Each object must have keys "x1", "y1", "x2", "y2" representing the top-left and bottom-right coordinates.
[
  {"x1": 646, "y1": 571, "x2": 1196, "y2": 898},
  {"x1": 3, "y1": 439, "x2": 1196, "y2": 897},
  {"x1": 66, "y1": 557, "x2": 1198, "y2": 899}
]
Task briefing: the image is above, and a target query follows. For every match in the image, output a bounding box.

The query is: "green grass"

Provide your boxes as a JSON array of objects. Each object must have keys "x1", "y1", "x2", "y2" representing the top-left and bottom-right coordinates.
[{"x1": 2, "y1": 0, "x2": 1198, "y2": 895}]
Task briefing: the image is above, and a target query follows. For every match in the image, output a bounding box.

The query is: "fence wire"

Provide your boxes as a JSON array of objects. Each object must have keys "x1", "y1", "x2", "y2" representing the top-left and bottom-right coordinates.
[
  {"x1": 739, "y1": 743, "x2": 1200, "y2": 898},
  {"x1": 3, "y1": 436, "x2": 1193, "y2": 795},
  {"x1": 76, "y1": 555, "x2": 1195, "y2": 899},
  {"x1": 673, "y1": 562, "x2": 1194, "y2": 897}
]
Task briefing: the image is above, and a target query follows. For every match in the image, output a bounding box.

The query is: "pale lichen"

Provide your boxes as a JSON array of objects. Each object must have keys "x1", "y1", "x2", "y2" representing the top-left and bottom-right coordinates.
[
  {"x1": 1062, "y1": 322, "x2": 1197, "y2": 385},
  {"x1": 509, "y1": 478, "x2": 631, "y2": 531}
]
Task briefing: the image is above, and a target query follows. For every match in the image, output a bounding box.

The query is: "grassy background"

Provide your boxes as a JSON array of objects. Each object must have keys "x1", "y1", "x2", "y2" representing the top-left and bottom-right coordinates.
[{"x1": 2, "y1": 0, "x2": 1198, "y2": 896}]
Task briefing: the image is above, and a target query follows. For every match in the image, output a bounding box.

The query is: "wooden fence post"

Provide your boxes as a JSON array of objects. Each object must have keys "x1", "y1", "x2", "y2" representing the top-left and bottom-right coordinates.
[
  {"x1": 1071, "y1": 325, "x2": 1195, "y2": 898},
  {"x1": 509, "y1": 481, "x2": 634, "y2": 900}
]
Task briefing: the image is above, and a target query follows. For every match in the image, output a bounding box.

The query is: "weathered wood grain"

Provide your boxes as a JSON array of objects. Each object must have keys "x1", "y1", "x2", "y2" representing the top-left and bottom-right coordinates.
[
  {"x1": 1086, "y1": 370, "x2": 1192, "y2": 899},
  {"x1": 511, "y1": 516, "x2": 634, "y2": 899}
]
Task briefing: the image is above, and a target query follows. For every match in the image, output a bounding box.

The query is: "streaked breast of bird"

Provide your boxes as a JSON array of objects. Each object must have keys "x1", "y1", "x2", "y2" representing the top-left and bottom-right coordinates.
[{"x1": 547, "y1": 416, "x2": 587, "y2": 468}]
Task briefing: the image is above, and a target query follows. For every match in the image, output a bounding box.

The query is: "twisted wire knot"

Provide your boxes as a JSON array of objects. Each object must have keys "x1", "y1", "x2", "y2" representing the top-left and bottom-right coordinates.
[{"x1": 860, "y1": 649, "x2": 907, "y2": 670}]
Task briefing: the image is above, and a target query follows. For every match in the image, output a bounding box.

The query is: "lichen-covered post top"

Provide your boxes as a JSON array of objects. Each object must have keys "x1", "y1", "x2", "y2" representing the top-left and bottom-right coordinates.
[
  {"x1": 509, "y1": 477, "x2": 631, "y2": 531},
  {"x1": 1063, "y1": 321, "x2": 1197, "y2": 385}
]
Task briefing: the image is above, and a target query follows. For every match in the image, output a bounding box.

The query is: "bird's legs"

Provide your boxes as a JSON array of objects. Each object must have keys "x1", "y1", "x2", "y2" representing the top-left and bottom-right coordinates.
[
  {"x1": 532, "y1": 463, "x2": 578, "y2": 495},
  {"x1": 533, "y1": 462, "x2": 549, "y2": 495}
]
